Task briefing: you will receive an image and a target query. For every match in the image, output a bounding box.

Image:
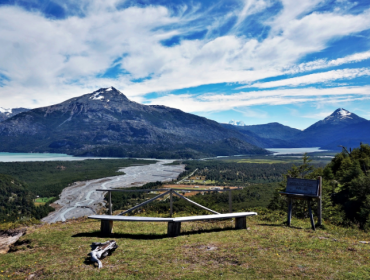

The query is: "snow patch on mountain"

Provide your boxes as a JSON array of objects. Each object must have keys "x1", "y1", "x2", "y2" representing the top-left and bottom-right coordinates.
[
  {"x1": 324, "y1": 108, "x2": 355, "y2": 121},
  {"x1": 0, "y1": 107, "x2": 12, "y2": 115},
  {"x1": 90, "y1": 93, "x2": 105, "y2": 100},
  {"x1": 338, "y1": 108, "x2": 352, "y2": 119},
  {"x1": 229, "y1": 120, "x2": 245, "y2": 126}
]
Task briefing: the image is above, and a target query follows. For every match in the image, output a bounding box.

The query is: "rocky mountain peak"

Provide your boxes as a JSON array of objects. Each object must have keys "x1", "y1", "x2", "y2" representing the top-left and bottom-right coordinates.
[
  {"x1": 320, "y1": 108, "x2": 365, "y2": 125},
  {"x1": 87, "y1": 87, "x2": 129, "y2": 102},
  {"x1": 325, "y1": 108, "x2": 352, "y2": 120}
]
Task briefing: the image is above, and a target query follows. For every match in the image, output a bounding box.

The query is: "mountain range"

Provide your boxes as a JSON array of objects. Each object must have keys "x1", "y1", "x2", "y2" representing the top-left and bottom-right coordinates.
[
  {"x1": 228, "y1": 108, "x2": 370, "y2": 150},
  {"x1": 0, "y1": 87, "x2": 369, "y2": 158},
  {"x1": 0, "y1": 87, "x2": 266, "y2": 158}
]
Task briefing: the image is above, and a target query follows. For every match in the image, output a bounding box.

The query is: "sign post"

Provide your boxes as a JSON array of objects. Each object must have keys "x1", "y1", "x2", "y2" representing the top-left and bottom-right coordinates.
[{"x1": 280, "y1": 177, "x2": 322, "y2": 230}]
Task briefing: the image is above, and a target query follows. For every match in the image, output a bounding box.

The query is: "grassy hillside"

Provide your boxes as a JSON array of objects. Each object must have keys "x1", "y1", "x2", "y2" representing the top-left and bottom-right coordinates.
[{"x1": 2, "y1": 214, "x2": 370, "y2": 279}]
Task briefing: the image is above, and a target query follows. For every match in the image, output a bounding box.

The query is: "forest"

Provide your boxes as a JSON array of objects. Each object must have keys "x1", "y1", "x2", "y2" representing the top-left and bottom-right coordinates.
[
  {"x1": 0, "y1": 174, "x2": 53, "y2": 222},
  {"x1": 268, "y1": 144, "x2": 370, "y2": 230},
  {"x1": 0, "y1": 159, "x2": 154, "y2": 222},
  {"x1": 0, "y1": 159, "x2": 154, "y2": 197}
]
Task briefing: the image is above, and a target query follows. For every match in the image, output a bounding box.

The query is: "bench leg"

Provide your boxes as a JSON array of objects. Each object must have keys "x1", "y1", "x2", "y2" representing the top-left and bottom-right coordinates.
[
  {"x1": 167, "y1": 222, "x2": 181, "y2": 237},
  {"x1": 101, "y1": 220, "x2": 113, "y2": 236},
  {"x1": 235, "y1": 217, "x2": 246, "y2": 229}
]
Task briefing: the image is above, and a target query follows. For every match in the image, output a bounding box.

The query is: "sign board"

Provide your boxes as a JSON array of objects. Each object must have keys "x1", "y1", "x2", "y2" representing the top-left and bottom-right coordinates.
[{"x1": 285, "y1": 177, "x2": 319, "y2": 197}]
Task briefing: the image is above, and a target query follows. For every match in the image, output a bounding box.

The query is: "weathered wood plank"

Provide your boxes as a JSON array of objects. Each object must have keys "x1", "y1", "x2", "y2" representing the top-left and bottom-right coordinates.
[
  {"x1": 90, "y1": 240, "x2": 118, "y2": 269},
  {"x1": 286, "y1": 177, "x2": 320, "y2": 196}
]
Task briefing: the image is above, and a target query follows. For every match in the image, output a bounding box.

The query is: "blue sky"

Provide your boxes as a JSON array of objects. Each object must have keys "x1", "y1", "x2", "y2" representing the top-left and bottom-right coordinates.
[{"x1": 0, "y1": 0, "x2": 370, "y2": 129}]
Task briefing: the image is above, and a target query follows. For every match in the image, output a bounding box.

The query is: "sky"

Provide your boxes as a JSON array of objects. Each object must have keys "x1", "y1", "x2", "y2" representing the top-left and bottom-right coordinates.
[{"x1": 0, "y1": 0, "x2": 370, "y2": 129}]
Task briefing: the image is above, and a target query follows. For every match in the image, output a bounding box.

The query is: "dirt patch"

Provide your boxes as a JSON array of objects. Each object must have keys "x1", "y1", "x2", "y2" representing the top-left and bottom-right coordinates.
[{"x1": 49, "y1": 203, "x2": 63, "y2": 211}]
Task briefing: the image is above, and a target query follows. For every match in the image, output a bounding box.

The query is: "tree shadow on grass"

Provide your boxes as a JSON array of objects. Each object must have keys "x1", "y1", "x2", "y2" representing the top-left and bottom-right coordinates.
[{"x1": 72, "y1": 226, "x2": 237, "y2": 240}]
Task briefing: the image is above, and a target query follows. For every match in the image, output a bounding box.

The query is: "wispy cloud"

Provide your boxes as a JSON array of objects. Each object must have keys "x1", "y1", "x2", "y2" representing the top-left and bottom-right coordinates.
[
  {"x1": 0, "y1": 0, "x2": 370, "y2": 113},
  {"x1": 146, "y1": 86, "x2": 370, "y2": 112},
  {"x1": 240, "y1": 68, "x2": 370, "y2": 89},
  {"x1": 288, "y1": 51, "x2": 370, "y2": 73}
]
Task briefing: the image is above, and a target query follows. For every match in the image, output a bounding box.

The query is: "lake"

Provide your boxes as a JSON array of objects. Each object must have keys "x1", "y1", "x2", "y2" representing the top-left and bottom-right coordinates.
[
  {"x1": 266, "y1": 147, "x2": 327, "y2": 156},
  {"x1": 0, "y1": 152, "x2": 121, "y2": 162}
]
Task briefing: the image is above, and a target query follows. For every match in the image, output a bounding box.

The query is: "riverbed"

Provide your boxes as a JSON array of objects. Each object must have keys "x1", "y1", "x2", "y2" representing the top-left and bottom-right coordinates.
[{"x1": 42, "y1": 159, "x2": 185, "y2": 223}]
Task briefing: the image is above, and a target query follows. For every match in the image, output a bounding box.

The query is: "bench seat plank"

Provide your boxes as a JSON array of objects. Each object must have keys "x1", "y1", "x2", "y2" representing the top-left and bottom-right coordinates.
[
  {"x1": 88, "y1": 212, "x2": 258, "y2": 237},
  {"x1": 89, "y1": 215, "x2": 173, "y2": 222},
  {"x1": 173, "y1": 212, "x2": 257, "y2": 222}
]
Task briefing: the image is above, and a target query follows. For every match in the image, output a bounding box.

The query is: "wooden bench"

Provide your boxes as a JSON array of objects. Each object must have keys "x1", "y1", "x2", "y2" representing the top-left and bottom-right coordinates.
[{"x1": 88, "y1": 212, "x2": 257, "y2": 237}]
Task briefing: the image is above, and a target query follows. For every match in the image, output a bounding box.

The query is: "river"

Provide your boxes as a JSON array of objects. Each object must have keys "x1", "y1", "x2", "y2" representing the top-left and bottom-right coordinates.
[{"x1": 41, "y1": 159, "x2": 185, "y2": 223}]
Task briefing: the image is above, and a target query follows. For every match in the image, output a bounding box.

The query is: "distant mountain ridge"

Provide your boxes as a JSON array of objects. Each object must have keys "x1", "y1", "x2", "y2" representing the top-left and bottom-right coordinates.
[
  {"x1": 229, "y1": 108, "x2": 370, "y2": 150},
  {"x1": 0, "y1": 107, "x2": 29, "y2": 122},
  {"x1": 0, "y1": 87, "x2": 268, "y2": 158}
]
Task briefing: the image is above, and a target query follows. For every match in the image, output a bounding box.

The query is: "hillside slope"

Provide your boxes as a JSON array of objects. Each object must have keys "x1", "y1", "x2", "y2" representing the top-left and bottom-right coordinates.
[
  {"x1": 0, "y1": 174, "x2": 51, "y2": 222},
  {"x1": 2, "y1": 215, "x2": 369, "y2": 279}
]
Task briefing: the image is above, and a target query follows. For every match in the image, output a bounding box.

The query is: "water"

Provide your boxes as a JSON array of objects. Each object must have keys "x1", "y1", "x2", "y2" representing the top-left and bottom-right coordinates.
[
  {"x1": 0, "y1": 152, "x2": 120, "y2": 162},
  {"x1": 266, "y1": 147, "x2": 327, "y2": 156}
]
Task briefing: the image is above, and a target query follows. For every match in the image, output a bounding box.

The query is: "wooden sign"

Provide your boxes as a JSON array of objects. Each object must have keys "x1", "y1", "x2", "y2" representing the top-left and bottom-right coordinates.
[
  {"x1": 280, "y1": 176, "x2": 323, "y2": 230},
  {"x1": 285, "y1": 177, "x2": 319, "y2": 197}
]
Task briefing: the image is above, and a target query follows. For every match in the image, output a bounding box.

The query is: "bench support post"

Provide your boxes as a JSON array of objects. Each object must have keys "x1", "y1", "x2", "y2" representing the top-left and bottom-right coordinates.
[
  {"x1": 235, "y1": 217, "x2": 246, "y2": 229},
  {"x1": 229, "y1": 189, "x2": 232, "y2": 213},
  {"x1": 108, "y1": 191, "x2": 112, "y2": 215},
  {"x1": 170, "y1": 189, "x2": 173, "y2": 218},
  {"x1": 167, "y1": 222, "x2": 181, "y2": 237},
  {"x1": 101, "y1": 220, "x2": 113, "y2": 236}
]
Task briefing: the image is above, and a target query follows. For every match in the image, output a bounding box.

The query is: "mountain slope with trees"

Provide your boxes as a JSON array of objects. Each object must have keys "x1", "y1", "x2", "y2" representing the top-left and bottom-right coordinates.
[
  {"x1": 0, "y1": 174, "x2": 52, "y2": 222},
  {"x1": 269, "y1": 143, "x2": 370, "y2": 230},
  {"x1": 0, "y1": 87, "x2": 267, "y2": 158}
]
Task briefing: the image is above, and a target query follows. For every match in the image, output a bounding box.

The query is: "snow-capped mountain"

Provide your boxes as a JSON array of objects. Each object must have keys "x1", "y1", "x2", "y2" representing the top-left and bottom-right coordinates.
[
  {"x1": 0, "y1": 87, "x2": 267, "y2": 158},
  {"x1": 306, "y1": 108, "x2": 366, "y2": 130},
  {"x1": 229, "y1": 120, "x2": 245, "y2": 126},
  {"x1": 0, "y1": 107, "x2": 29, "y2": 122},
  {"x1": 292, "y1": 108, "x2": 370, "y2": 149}
]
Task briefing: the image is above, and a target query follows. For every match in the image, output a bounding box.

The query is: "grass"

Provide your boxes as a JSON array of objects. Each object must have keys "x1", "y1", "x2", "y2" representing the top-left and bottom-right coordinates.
[
  {"x1": 2, "y1": 213, "x2": 370, "y2": 279},
  {"x1": 34, "y1": 197, "x2": 55, "y2": 207},
  {"x1": 184, "y1": 180, "x2": 216, "y2": 185},
  {"x1": 34, "y1": 197, "x2": 56, "y2": 206},
  {"x1": 219, "y1": 155, "x2": 333, "y2": 165}
]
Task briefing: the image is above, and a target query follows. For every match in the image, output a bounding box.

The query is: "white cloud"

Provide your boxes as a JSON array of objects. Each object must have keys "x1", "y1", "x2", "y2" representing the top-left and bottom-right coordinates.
[
  {"x1": 146, "y1": 86, "x2": 370, "y2": 113},
  {"x1": 0, "y1": 0, "x2": 370, "y2": 110},
  {"x1": 289, "y1": 51, "x2": 370, "y2": 73},
  {"x1": 241, "y1": 68, "x2": 370, "y2": 89}
]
